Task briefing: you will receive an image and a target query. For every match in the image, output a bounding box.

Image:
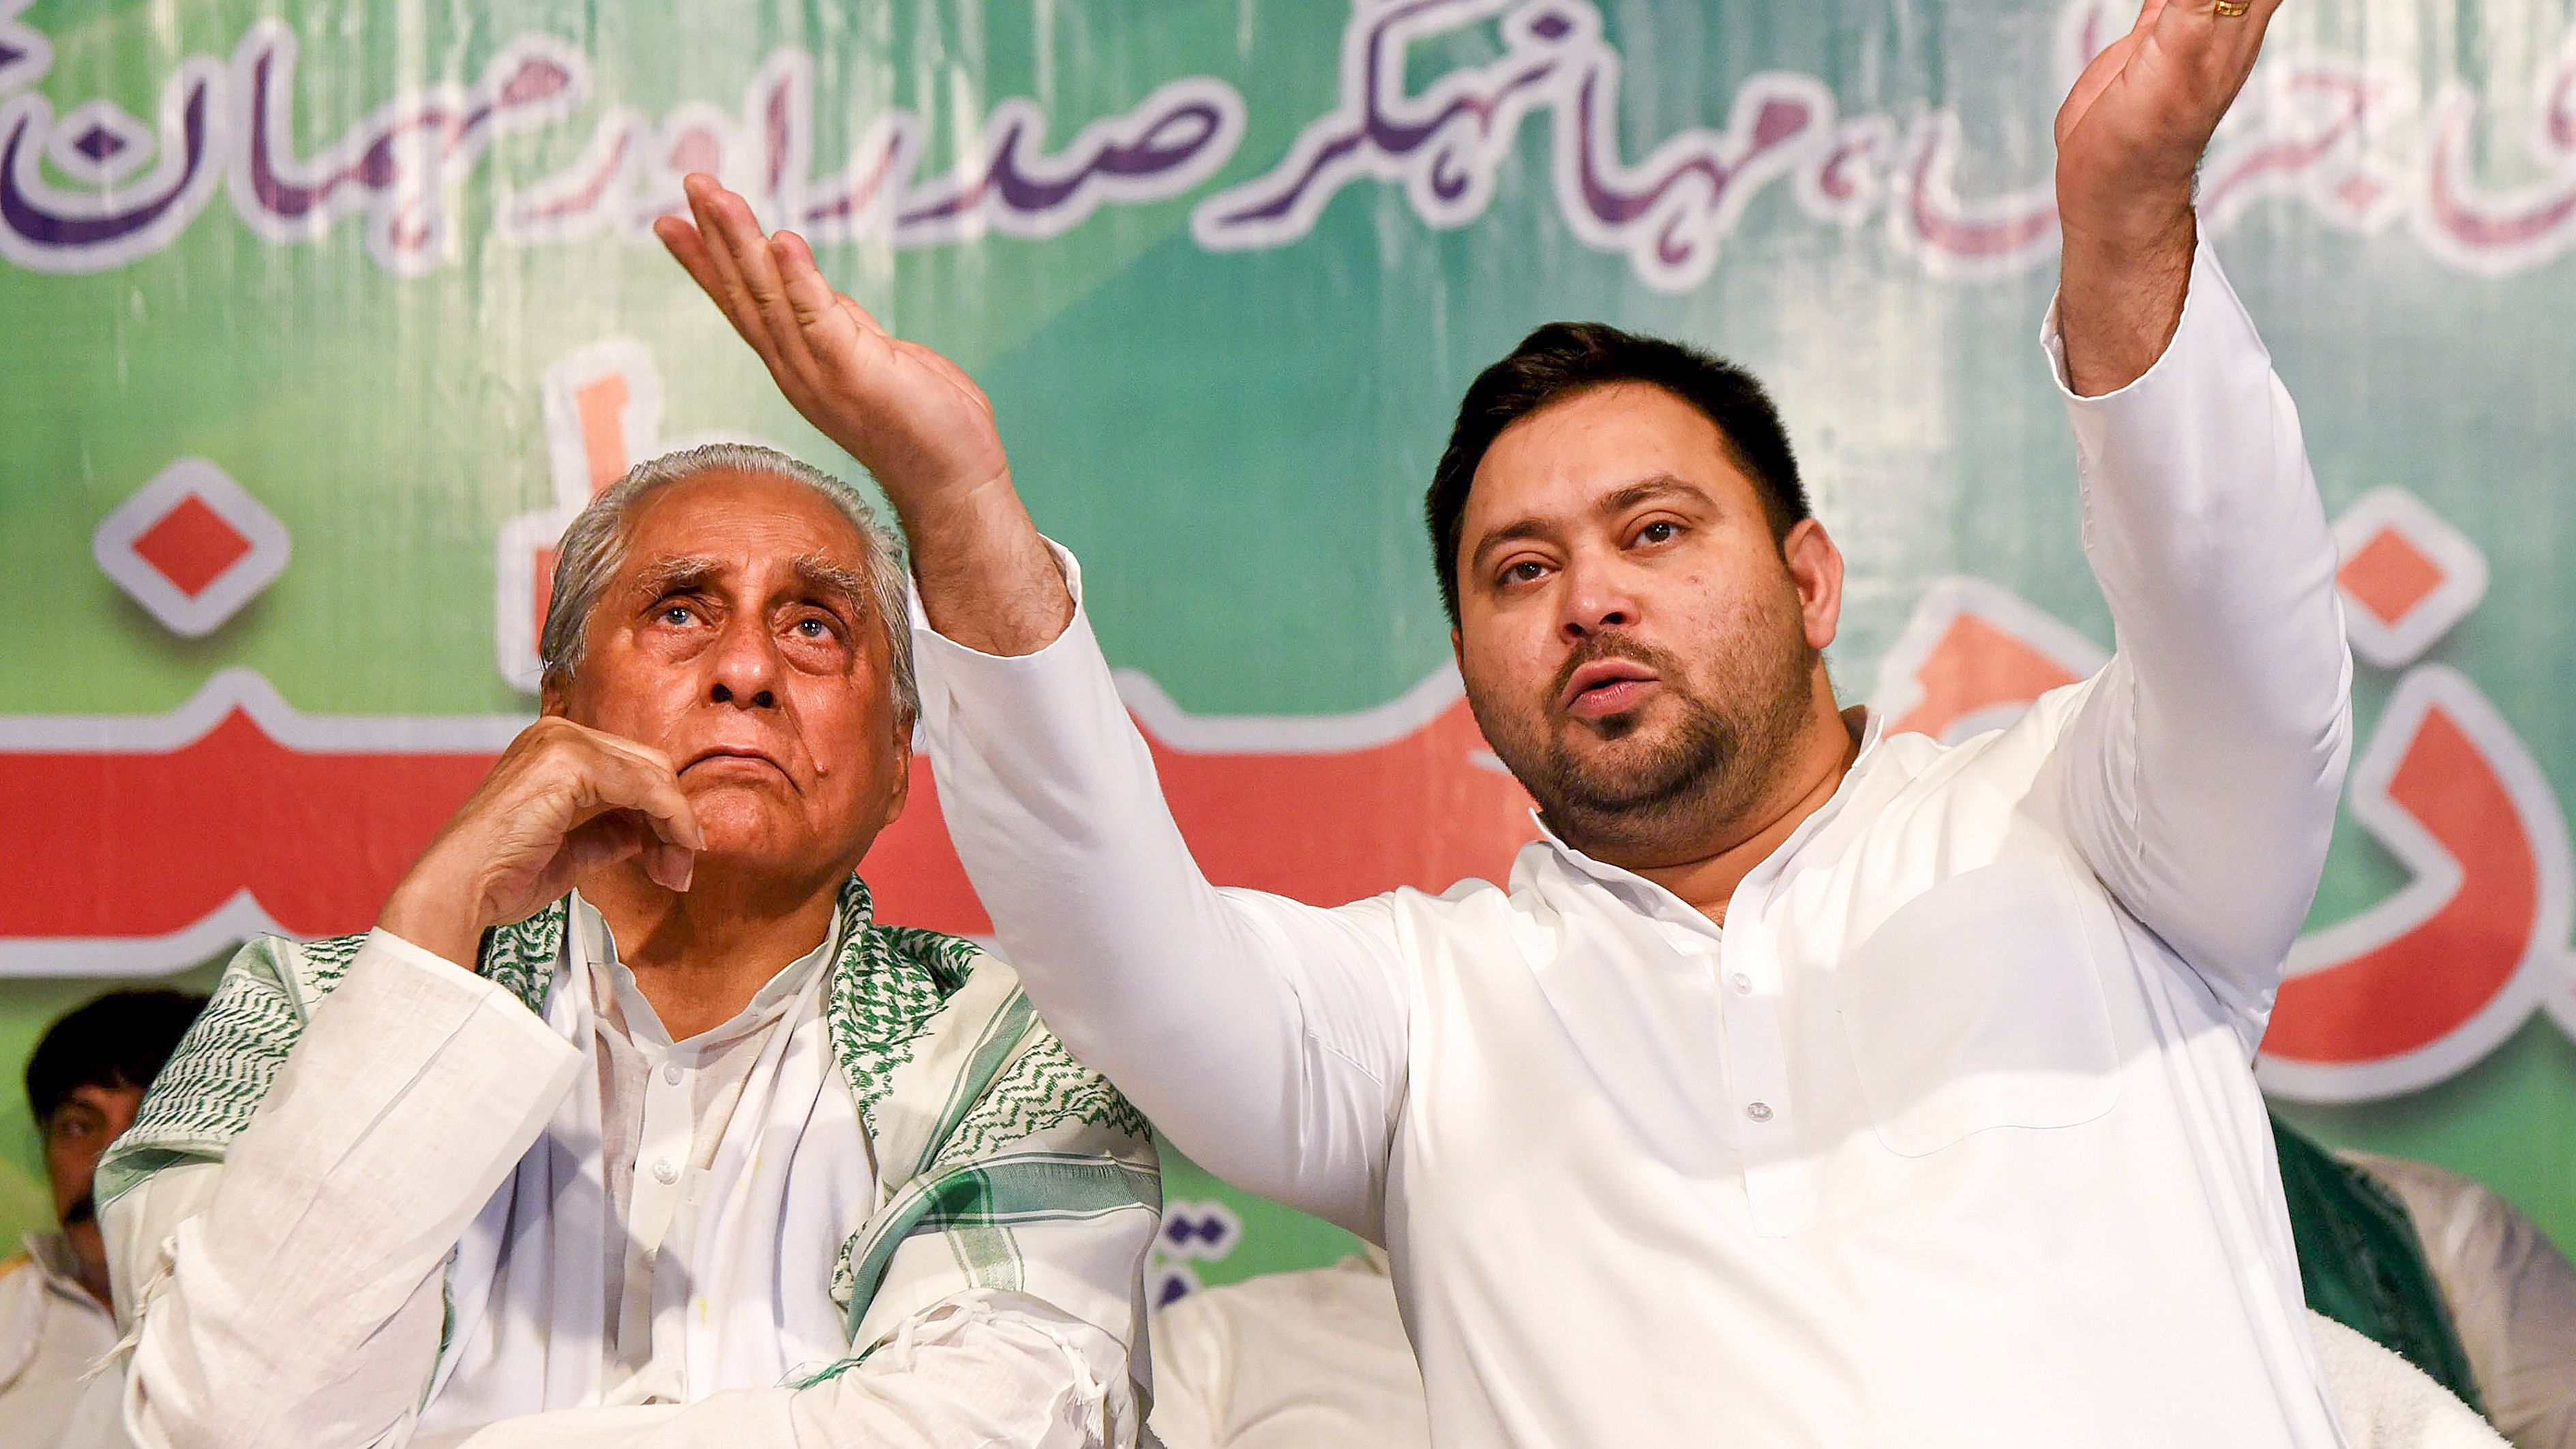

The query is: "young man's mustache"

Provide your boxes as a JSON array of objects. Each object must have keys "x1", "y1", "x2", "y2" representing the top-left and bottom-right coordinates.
[
  {"x1": 1549, "y1": 633, "x2": 1681, "y2": 710},
  {"x1": 61, "y1": 1191, "x2": 95, "y2": 1228}
]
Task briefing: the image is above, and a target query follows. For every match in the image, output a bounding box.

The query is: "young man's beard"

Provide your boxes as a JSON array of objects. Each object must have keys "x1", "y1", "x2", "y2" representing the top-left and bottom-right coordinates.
[{"x1": 1473, "y1": 612, "x2": 1818, "y2": 867}]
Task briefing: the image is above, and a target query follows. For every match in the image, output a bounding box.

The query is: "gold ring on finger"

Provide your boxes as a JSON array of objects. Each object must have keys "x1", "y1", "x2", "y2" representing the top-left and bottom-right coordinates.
[{"x1": 2211, "y1": 0, "x2": 2250, "y2": 15}]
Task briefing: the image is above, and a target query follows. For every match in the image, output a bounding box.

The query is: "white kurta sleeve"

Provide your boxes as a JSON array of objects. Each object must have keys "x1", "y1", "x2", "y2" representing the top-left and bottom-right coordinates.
[
  {"x1": 910, "y1": 552, "x2": 1412, "y2": 1239},
  {"x1": 104, "y1": 931, "x2": 582, "y2": 1449},
  {"x1": 2040, "y1": 238, "x2": 2355, "y2": 1046},
  {"x1": 429, "y1": 1289, "x2": 1134, "y2": 1449}
]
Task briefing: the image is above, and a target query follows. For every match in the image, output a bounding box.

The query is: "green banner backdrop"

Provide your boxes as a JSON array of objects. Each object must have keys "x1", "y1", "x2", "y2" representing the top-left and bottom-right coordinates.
[{"x1": 5, "y1": 0, "x2": 2575, "y2": 1297}]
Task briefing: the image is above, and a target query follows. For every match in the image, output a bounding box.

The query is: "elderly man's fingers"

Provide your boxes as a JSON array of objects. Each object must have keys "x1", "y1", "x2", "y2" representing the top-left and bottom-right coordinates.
[
  {"x1": 652, "y1": 213, "x2": 708, "y2": 278},
  {"x1": 771, "y1": 234, "x2": 876, "y2": 369},
  {"x1": 773, "y1": 230, "x2": 892, "y2": 338},
  {"x1": 655, "y1": 215, "x2": 767, "y2": 351},
  {"x1": 692, "y1": 183, "x2": 816, "y2": 376},
  {"x1": 682, "y1": 177, "x2": 787, "y2": 371},
  {"x1": 567, "y1": 749, "x2": 707, "y2": 854},
  {"x1": 554, "y1": 813, "x2": 694, "y2": 893},
  {"x1": 640, "y1": 837, "x2": 696, "y2": 893}
]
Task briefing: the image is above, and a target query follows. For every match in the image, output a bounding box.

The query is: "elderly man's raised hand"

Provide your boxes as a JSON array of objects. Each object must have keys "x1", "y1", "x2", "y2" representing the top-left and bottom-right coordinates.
[
  {"x1": 654, "y1": 174, "x2": 1008, "y2": 521},
  {"x1": 378, "y1": 717, "x2": 705, "y2": 969},
  {"x1": 2052, "y1": 0, "x2": 2282, "y2": 394}
]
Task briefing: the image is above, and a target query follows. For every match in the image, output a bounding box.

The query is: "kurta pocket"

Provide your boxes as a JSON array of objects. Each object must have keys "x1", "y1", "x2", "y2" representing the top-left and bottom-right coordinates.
[{"x1": 1833, "y1": 858, "x2": 2121, "y2": 1157}]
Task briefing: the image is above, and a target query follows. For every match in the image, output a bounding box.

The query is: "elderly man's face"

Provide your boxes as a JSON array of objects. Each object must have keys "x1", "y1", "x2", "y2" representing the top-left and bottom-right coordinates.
[{"x1": 548, "y1": 470, "x2": 909, "y2": 888}]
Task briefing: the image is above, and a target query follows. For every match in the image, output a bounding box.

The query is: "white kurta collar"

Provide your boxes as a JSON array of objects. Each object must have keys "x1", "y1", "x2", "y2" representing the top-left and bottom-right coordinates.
[
  {"x1": 565, "y1": 892, "x2": 841, "y2": 1052},
  {"x1": 1521, "y1": 704, "x2": 1885, "y2": 929}
]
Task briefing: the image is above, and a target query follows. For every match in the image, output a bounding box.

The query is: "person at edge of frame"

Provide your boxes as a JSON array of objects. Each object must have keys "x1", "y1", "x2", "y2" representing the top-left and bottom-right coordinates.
[{"x1": 1, "y1": 989, "x2": 205, "y2": 1449}]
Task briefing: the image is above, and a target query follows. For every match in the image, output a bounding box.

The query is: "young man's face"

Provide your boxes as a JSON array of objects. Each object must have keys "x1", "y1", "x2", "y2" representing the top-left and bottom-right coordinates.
[
  {"x1": 45, "y1": 1079, "x2": 143, "y2": 1270},
  {"x1": 1450, "y1": 383, "x2": 1840, "y2": 860}
]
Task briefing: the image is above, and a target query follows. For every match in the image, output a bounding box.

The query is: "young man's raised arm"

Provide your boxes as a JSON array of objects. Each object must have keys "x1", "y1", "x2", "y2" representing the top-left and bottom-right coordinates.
[
  {"x1": 2041, "y1": 0, "x2": 2353, "y2": 1041},
  {"x1": 655, "y1": 182, "x2": 1411, "y2": 1238}
]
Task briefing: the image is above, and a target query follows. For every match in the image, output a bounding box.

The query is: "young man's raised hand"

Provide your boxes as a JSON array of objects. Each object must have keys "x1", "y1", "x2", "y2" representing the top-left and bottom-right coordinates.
[
  {"x1": 2054, "y1": 0, "x2": 2284, "y2": 395},
  {"x1": 655, "y1": 174, "x2": 1072, "y2": 656}
]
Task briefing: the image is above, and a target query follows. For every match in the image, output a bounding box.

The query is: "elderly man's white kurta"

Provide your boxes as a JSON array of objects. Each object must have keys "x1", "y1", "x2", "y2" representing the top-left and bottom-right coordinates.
[
  {"x1": 914, "y1": 242, "x2": 2355, "y2": 1448},
  {"x1": 99, "y1": 901, "x2": 1134, "y2": 1449}
]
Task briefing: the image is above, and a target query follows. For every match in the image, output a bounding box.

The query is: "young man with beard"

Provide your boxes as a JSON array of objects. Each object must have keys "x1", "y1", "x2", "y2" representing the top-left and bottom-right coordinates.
[{"x1": 661, "y1": 0, "x2": 2354, "y2": 1441}]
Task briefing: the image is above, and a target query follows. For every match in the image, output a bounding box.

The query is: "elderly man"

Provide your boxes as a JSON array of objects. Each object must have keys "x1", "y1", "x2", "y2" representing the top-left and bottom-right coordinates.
[
  {"x1": 661, "y1": 1, "x2": 2363, "y2": 1444},
  {"x1": 90, "y1": 445, "x2": 1160, "y2": 1448}
]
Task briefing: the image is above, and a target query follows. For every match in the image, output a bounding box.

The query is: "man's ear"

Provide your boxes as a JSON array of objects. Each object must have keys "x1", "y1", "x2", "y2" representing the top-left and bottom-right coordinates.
[
  {"x1": 1450, "y1": 625, "x2": 1465, "y2": 668},
  {"x1": 880, "y1": 717, "x2": 914, "y2": 826},
  {"x1": 1782, "y1": 518, "x2": 1844, "y2": 654}
]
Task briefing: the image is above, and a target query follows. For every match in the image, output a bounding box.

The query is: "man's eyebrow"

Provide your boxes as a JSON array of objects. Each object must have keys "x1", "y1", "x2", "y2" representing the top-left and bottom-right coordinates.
[
  {"x1": 788, "y1": 553, "x2": 873, "y2": 616},
  {"x1": 631, "y1": 555, "x2": 722, "y2": 598},
  {"x1": 1466, "y1": 475, "x2": 1715, "y2": 576},
  {"x1": 1594, "y1": 474, "x2": 1713, "y2": 517},
  {"x1": 1468, "y1": 517, "x2": 1557, "y2": 576}
]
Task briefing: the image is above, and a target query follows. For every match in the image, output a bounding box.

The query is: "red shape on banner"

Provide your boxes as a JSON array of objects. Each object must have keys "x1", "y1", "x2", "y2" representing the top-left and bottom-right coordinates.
[
  {"x1": 131, "y1": 495, "x2": 254, "y2": 599},
  {"x1": 520, "y1": 373, "x2": 631, "y2": 666},
  {"x1": 2262, "y1": 703, "x2": 2538, "y2": 1062},
  {"x1": 0, "y1": 712, "x2": 492, "y2": 942},
  {"x1": 2338, "y1": 527, "x2": 2446, "y2": 629},
  {"x1": 0, "y1": 674, "x2": 1534, "y2": 963},
  {"x1": 1887, "y1": 612, "x2": 2084, "y2": 741},
  {"x1": 575, "y1": 374, "x2": 632, "y2": 495}
]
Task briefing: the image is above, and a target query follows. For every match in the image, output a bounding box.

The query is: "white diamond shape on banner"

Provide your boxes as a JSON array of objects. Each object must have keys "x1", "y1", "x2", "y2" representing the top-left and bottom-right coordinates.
[
  {"x1": 93, "y1": 458, "x2": 291, "y2": 638},
  {"x1": 2330, "y1": 487, "x2": 2488, "y2": 671}
]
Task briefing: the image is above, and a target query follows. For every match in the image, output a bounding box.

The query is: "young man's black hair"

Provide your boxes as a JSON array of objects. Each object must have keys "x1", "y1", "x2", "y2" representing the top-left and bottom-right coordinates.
[
  {"x1": 1424, "y1": 321, "x2": 1810, "y2": 626},
  {"x1": 25, "y1": 989, "x2": 207, "y2": 1127}
]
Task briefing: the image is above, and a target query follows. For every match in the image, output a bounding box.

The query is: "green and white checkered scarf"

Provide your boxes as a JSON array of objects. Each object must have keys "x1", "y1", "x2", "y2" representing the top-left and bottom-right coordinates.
[{"x1": 101, "y1": 875, "x2": 1160, "y2": 1397}]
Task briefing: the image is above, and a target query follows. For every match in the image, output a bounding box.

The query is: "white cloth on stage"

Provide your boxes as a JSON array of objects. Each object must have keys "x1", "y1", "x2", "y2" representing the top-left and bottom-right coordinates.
[{"x1": 1148, "y1": 1251, "x2": 1428, "y2": 1449}]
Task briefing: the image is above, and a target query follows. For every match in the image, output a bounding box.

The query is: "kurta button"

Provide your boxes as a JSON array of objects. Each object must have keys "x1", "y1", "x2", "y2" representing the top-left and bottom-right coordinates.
[
  {"x1": 1730, "y1": 973, "x2": 1753, "y2": 994},
  {"x1": 652, "y1": 1159, "x2": 678, "y2": 1184},
  {"x1": 662, "y1": 1062, "x2": 683, "y2": 1086},
  {"x1": 1745, "y1": 1101, "x2": 1773, "y2": 1123}
]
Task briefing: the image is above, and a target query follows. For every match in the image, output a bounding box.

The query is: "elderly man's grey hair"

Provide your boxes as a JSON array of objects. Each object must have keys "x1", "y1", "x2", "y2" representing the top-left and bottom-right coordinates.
[{"x1": 538, "y1": 443, "x2": 918, "y2": 725}]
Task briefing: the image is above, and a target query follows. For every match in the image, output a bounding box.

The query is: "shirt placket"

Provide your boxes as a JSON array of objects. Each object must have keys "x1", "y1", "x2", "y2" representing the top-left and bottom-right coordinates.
[
  {"x1": 627, "y1": 1040, "x2": 695, "y2": 1259},
  {"x1": 1716, "y1": 894, "x2": 1816, "y2": 1238}
]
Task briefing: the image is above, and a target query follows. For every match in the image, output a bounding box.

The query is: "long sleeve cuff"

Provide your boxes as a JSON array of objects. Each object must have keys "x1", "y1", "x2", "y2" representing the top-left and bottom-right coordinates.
[
  {"x1": 215, "y1": 929, "x2": 581, "y2": 1253},
  {"x1": 908, "y1": 537, "x2": 1092, "y2": 668},
  {"x1": 123, "y1": 932, "x2": 582, "y2": 1448},
  {"x1": 908, "y1": 541, "x2": 1161, "y2": 875}
]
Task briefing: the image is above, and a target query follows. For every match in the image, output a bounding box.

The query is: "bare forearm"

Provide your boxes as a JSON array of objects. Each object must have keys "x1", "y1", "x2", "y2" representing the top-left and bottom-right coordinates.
[
  {"x1": 2056, "y1": 202, "x2": 2198, "y2": 397},
  {"x1": 896, "y1": 471, "x2": 1074, "y2": 657},
  {"x1": 2050, "y1": 0, "x2": 2283, "y2": 393}
]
